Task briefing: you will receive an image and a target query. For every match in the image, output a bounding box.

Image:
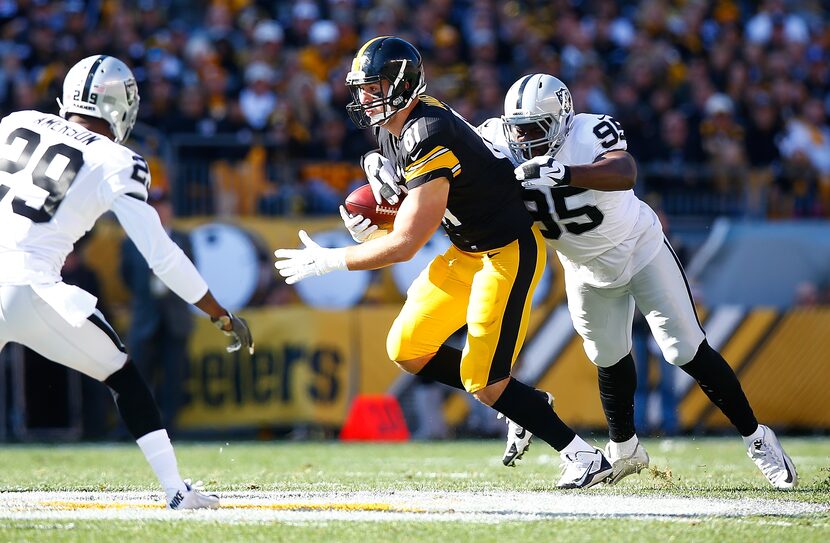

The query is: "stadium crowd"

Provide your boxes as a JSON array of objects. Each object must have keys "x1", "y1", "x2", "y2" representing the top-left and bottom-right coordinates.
[{"x1": 1, "y1": 0, "x2": 829, "y2": 219}]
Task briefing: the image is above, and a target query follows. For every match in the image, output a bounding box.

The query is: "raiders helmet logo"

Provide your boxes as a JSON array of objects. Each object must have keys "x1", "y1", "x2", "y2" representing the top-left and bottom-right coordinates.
[
  {"x1": 124, "y1": 80, "x2": 138, "y2": 106},
  {"x1": 556, "y1": 87, "x2": 572, "y2": 112}
]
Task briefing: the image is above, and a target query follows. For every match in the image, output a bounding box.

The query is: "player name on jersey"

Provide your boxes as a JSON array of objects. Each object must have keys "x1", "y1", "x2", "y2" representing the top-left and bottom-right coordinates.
[{"x1": 34, "y1": 116, "x2": 102, "y2": 145}]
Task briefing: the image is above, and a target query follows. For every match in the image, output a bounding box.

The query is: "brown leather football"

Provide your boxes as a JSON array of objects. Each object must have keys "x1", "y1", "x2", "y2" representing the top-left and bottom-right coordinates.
[{"x1": 344, "y1": 183, "x2": 403, "y2": 230}]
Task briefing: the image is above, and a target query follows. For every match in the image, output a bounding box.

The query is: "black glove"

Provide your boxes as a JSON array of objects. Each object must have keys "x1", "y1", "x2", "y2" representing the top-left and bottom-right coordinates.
[{"x1": 211, "y1": 312, "x2": 255, "y2": 355}]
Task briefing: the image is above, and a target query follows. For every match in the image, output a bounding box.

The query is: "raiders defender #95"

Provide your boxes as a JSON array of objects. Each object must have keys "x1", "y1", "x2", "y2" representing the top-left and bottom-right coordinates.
[{"x1": 477, "y1": 73, "x2": 796, "y2": 490}]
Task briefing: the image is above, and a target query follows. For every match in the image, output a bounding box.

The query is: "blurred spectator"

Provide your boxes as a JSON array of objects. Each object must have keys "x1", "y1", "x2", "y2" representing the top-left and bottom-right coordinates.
[
  {"x1": 745, "y1": 0, "x2": 810, "y2": 46},
  {"x1": 298, "y1": 20, "x2": 342, "y2": 83},
  {"x1": 425, "y1": 25, "x2": 468, "y2": 101},
  {"x1": 239, "y1": 62, "x2": 277, "y2": 131},
  {"x1": 778, "y1": 97, "x2": 830, "y2": 178},
  {"x1": 776, "y1": 97, "x2": 830, "y2": 217},
  {"x1": 743, "y1": 91, "x2": 783, "y2": 217},
  {"x1": 251, "y1": 19, "x2": 285, "y2": 65},
  {"x1": 285, "y1": 0, "x2": 321, "y2": 48},
  {"x1": 120, "y1": 189, "x2": 195, "y2": 432},
  {"x1": 700, "y1": 93, "x2": 747, "y2": 196},
  {"x1": 645, "y1": 109, "x2": 704, "y2": 193}
]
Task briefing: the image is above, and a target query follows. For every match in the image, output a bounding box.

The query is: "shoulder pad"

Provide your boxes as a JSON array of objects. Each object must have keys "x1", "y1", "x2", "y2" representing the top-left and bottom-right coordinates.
[
  {"x1": 570, "y1": 113, "x2": 627, "y2": 154},
  {"x1": 99, "y1": 149, "x2": 151, "y2": 202}
]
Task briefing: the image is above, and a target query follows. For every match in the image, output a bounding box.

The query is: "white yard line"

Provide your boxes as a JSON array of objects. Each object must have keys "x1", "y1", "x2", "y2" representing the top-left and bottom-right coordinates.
[{"x1": 0, "y1": 491, "x2": 826, "y2": 523}]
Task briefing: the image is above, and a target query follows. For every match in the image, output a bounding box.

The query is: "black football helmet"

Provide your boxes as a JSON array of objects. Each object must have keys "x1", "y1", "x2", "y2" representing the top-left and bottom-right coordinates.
[{"x1": 346, "y1": 36, "x2": 426, "y2": 128}]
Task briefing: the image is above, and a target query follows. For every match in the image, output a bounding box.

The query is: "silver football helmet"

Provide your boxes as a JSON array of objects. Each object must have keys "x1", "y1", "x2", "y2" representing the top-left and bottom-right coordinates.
[
  {"x1": 502, "y1": 74, "x2": 574, "y2": 162},
  {"x1": 58, "y1": 55, "x2": 139, "y2": 144}
]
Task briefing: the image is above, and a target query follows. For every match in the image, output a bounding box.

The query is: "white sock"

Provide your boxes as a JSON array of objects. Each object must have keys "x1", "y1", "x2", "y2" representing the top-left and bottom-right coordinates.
[
  {"x1": 742, "y1": 424, "x2": 764, "y2": 447},
  {"x1": 136, "y1": 429, "x2": 186, "y2": 498},
  {"x1": 608, "y1": 434, "x2": 639, "y2": 458},
  {"x1": 560, "y1": 434, "x2": 594, "y2": 456}
]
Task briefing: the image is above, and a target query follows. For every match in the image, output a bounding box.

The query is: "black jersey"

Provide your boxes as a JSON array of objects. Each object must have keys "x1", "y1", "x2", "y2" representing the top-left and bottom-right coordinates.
[{"x1": 374, "y1": 96, "x2": 532, "y2": 252}]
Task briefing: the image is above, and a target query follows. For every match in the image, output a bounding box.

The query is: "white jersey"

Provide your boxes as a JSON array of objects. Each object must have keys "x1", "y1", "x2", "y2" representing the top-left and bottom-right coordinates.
[
  {"x1": 0, "y1": 110, "x2": 207, "y2": 325},
  {"x1": 478, "y1": 113, "x2": 664, "y2": 288}
]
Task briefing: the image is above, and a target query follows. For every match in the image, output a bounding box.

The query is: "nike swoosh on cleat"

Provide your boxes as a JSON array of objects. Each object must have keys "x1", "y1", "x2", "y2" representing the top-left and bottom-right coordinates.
[{"x1": 486, "y1": 252, "x2": 500, "y2": 258}]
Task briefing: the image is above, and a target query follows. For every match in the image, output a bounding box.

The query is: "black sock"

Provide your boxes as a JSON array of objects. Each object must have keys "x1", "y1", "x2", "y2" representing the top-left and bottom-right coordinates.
[
  {"x1": 680, "y1": 340, "x2": 758, "y2": 436},
  {"x1": 104, "y1": 360, "x2": 163, "y2": 440},
  {"x1": 491, "y1": 378, "x2": 575, "y2": 451},
  {"x1": 415, "y1": 344, "x2": 465, "y2": 390},
  {"x1": 597, "y1": 353, "x2": 637, "y2": 442}
]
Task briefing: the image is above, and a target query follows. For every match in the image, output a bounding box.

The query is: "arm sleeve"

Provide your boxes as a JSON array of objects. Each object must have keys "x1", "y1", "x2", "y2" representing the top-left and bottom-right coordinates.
[{"x1": 110, "y1": 195, "x2": 208, "y2": 304}]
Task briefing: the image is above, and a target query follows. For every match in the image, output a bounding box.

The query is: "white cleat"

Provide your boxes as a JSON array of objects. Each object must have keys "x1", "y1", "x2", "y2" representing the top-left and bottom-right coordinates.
[
  {"x1": 746, "y1": 425, "x2": 798, "y2": 489},
  {"x1": 498, "y1": 391, "x2": 554, "y2": 467},
  {"x1": 168, "y1": 479, "x2": 220, "y2": 510},
  {"x1": 604, "y1": 437, "x2": 650, "y2": 485},
  {"x1": 556, "y1": 448, "x2": 613, "y2": 489}
]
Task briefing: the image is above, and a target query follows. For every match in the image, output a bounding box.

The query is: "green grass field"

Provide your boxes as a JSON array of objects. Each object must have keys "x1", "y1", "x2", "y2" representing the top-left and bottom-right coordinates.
[{"x1": 0, "y1": 437, "x2": 828, "y2": 542}]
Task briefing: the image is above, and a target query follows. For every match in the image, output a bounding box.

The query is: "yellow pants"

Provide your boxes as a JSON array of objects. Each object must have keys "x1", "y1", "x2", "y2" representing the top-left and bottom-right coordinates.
[{"x1": 387, "y1": 226, "x2": 546, "y2": 392}]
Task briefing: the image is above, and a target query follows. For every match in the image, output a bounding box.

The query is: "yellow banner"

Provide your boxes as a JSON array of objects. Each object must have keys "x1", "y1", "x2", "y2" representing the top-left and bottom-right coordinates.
[{"x1": 178, "y1": 307, "x2": 357, "y2": 429}]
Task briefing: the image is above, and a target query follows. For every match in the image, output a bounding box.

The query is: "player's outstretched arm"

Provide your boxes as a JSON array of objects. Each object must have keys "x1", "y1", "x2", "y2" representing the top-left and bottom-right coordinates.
[
  {"x1": 274, "y1": 178, "x2": 448, "y2": 284},
  {"x1": 111, "y1": 194, "x2": 254, "y2": 354},
  {"x1": 517, "y1": 150, "x2": 637, "y2": 192}
]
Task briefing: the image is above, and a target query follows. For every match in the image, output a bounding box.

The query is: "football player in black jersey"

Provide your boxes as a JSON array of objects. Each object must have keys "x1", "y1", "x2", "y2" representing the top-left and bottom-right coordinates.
[{"x1": 275, "y1": 36, "x2": 613, "y2": 488}]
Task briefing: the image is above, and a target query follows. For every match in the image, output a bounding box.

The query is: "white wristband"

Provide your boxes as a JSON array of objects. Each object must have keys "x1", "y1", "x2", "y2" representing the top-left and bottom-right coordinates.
[{"x1": 325, "y1": 247, "x2": 348, "y2": 273}]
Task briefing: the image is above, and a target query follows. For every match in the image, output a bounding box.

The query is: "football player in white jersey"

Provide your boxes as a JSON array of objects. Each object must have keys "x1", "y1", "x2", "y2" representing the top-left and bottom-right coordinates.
[
  {"x1": 474, "y1": 73, "x2": 796, "y2": 489},
  {"x1": 0, "y1": 55, "x2": 254, "y2": 509}
]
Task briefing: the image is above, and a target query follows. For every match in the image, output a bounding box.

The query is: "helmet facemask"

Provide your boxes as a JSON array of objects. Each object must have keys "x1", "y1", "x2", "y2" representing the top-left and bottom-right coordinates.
[
  {"x1": 502, "y1": 74, "x2": 573, "y2": 163},
  {"x1": 503, "y1": 114, "x2": 564, "y2": 162},
  {"x1": 346, "y1": 60, "x2": 423, "y2": 128}
]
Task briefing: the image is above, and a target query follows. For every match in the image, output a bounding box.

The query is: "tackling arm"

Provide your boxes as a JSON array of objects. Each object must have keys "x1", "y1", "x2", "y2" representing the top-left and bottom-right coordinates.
[{"x1": 569, "y1": 150, "x2": 637, "y2": 191}]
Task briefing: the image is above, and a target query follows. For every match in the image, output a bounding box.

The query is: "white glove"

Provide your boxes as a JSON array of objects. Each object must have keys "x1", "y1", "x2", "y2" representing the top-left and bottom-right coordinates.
[
  {"x1": 514, "y1": 156, "x2": 571, "y2": 188},
  {"x1": 274, "y1": 230, "x2": 348, "y2": 285},
  {"x1": 339, "y1": 205, "x2": 378, "y2": 243},
  {"x1": 361, "y1": 151, "x2": 403, "y2": 205}
]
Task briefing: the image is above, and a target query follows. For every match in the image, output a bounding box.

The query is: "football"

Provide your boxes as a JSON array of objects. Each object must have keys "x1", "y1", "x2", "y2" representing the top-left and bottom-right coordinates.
[{"x1": 344, "y1": 183, "x2": 403, "y2": 230}]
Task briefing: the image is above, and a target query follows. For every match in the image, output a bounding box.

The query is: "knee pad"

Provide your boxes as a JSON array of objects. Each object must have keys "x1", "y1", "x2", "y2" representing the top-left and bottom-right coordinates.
[
  {"x1": 587, "y1": 342, "x2": 632, "y2": 369},
  {"x1": 664, "y1": 338, "x2": 702, "y2": 366}
]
